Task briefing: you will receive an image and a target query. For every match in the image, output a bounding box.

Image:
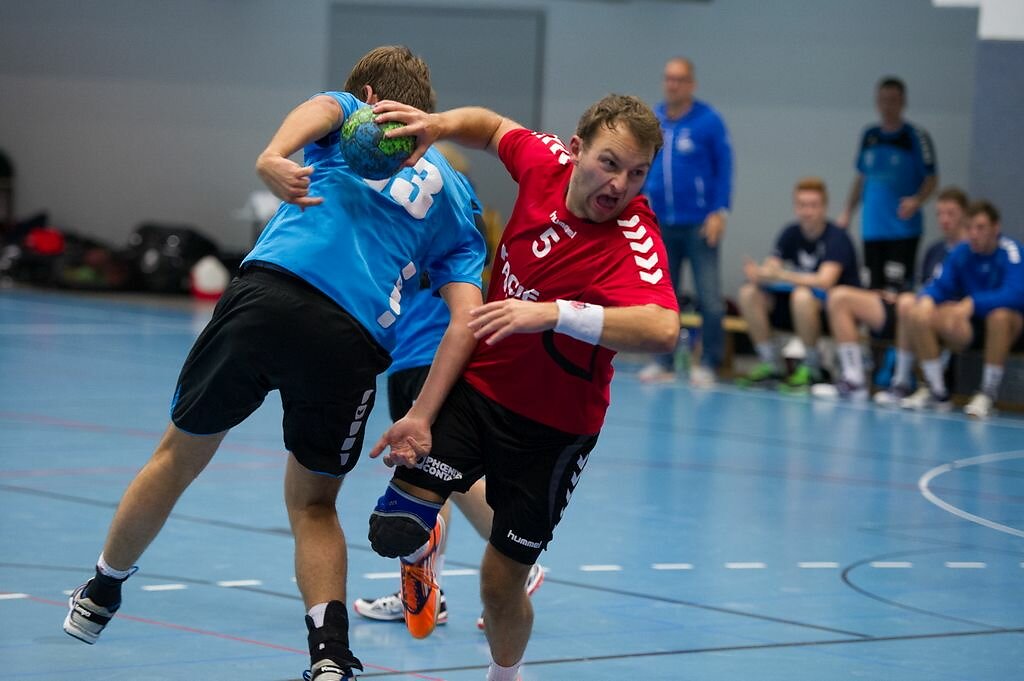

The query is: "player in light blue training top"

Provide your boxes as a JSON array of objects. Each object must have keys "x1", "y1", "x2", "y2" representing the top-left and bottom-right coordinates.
[
  {"x1": 838, "y1": 76, "x2": 938, "y2": 293},
  {"x1": 63, "y1": 46, "x2": 486, "y2": 681}
]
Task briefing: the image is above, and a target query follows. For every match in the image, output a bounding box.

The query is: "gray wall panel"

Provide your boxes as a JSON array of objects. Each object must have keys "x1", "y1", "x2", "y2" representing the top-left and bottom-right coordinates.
[
  {"x1": 0, "y1": 0, "x2": 983, "y2": 298},
  {"x1": 969, "y1": 39, "x2": 1024, "y2": 240}
]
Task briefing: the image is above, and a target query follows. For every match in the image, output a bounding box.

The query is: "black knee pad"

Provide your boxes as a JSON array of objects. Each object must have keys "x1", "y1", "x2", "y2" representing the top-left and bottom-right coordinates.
[{"x1": 368, "y1": 512, "x2": 431, "y2": 558}]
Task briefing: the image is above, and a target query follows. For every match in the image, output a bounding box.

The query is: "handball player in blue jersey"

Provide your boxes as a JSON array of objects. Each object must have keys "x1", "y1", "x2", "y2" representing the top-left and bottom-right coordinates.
[
  {"x1": 837, "y1": 76, "x2": 938, "y2": 293},
  {"x1": 63, "y1": 46, "x2": 486, "y2": 681},
  {"x1": 903, "y1": 200, "x2": 1024, "y2": 417},
  {"x1": 811, "y1": 187, "x2": 969, "y2": 403}
]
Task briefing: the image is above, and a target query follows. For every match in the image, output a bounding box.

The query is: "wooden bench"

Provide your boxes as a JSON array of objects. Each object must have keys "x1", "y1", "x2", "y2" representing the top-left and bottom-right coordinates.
[{"x1": 679, "y1": 312, "x2": 749, "y2": 376}]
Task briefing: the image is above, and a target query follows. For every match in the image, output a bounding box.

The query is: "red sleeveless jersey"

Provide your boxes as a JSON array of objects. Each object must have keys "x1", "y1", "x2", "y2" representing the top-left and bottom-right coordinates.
[{"x1": 463, "y1": 129, "x2": 678, "y2": 434}]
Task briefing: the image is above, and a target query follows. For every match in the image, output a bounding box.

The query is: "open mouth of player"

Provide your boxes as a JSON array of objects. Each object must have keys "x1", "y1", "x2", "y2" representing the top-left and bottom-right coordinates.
[{"x1": 594, "y1": 193, "x2": 619, "y2": 214}]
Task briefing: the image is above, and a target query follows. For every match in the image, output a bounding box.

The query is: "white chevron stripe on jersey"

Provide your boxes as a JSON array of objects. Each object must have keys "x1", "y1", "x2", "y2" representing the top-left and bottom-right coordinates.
[
  {"x1": 628, "y1": 237, "x2": 654, "y2": 253},
  {"x1": 621, "y1": 224, "x2": 647, "y2": 240},
  {"x1": 639, "y1": 270, "x2": 664, "y2": 284},
  {"x1": 634, "y1": 253, "x2": 659, "y2": 270}
]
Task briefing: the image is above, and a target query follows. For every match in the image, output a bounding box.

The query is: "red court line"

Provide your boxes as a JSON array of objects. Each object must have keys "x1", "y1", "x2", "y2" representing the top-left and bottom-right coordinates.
[
  {"x1": 0, "y1": 410, "x2": 285, "y2": 457},
  {"x1": 0, "y1": 461, "x2": 281, "y2": 479},
  {"x1": 25, "y1": 594, "x2": 446, "y2": 680}
]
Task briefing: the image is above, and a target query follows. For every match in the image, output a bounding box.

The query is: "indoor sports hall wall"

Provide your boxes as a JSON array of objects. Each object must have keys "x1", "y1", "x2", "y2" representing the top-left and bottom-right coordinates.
[{"x1": 0, "y1": 0, "x2": 996, "y2": 297}]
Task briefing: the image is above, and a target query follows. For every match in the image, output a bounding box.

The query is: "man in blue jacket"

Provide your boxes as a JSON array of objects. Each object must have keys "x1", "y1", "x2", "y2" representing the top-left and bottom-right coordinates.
[
  {"x1": 641, "y1": 56, "x2": 733, "y2": 386},
  {"x1": 902, "y1": 200, "x2": 1023, "y2": 417}
]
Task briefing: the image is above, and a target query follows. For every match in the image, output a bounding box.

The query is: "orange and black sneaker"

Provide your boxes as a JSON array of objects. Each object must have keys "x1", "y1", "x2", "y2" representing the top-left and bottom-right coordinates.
[{"x1": 400, "y1": 514, "x2": 446, "y2": 639}]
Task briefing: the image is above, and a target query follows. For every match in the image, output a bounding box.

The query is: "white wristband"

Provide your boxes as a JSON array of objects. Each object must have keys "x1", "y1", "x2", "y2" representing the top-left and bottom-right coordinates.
[{"x1": 554, "y1": 299, "x2": 604, "y2": 345}]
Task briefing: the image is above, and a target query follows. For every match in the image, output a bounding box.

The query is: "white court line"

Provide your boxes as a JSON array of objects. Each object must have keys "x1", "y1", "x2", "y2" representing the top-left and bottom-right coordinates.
[
  {"x1": 652, "y1": 563, "x2": 694, "y2": 570},
  {"x1": 945, "y1": 562, "x2": 986, "y2": 569},
  {"x1": 870, "y1": 562, "x2": 913, "y2": 568},
  {"x1": 725, "y1": 562, "x2": 766, "y2": 569},
  {"x1": 141, "y1": 583, "x2": 188, "y2": 591},
  {"x1": 216, "y1": 580, "x2": 262, "y2": 587},
  {"x1": 580, "y1": 565, "x2": 622, "y2": 572},
  {"x1": 440, "y1": 568, "x2": 479, "y2": 577},
  {"x1": 918, "y1": 450, "x2": 1024, "y2": 539},
  {"x1": 0, "y1": 593, "x2": 29, "y2": 600},
  {"x1": 798, "y1": 562, "x2": 840, "y2": 569}
]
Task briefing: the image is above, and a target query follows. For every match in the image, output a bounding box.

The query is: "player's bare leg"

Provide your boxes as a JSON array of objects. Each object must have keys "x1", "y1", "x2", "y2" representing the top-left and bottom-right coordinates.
[
  {"x1": 480, "y1": 544, "x2": 533, "y2": 667},
  {"x1": 103, "y1": 425, "x2": 226, "y2": 569}
]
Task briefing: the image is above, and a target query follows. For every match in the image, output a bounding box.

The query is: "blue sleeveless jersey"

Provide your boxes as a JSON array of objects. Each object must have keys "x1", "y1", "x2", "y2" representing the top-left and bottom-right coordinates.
[{"x1": 243, "y1": 92, "x2": 486, "y2": 353}]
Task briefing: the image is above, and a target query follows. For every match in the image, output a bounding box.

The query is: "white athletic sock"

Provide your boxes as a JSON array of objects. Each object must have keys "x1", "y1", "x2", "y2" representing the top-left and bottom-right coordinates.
[
  {"x1": 837, "y1": 342, "x2": 864, "y2": 385},
  {"x1": 307, "y1": 602, "x2": 329, "y2": 628},
  {"x1": 96, "y1": 553, "x2": 133, "y2": 580},
  {"x1": 892, "y1": 349, "x2": 914, "y2": 387},
  {"x1": 922, "y1": 358, "x2": 947, "y2": 395},
  {"x1": 487, "y1": 660, "x2": 522, "y2": 681},
  {"x1": 755, "y1": 341, "x2": 778, "y2": 366},
  {"x1": 981, "y1": 364, "x2": 1004, "y2": 398}
]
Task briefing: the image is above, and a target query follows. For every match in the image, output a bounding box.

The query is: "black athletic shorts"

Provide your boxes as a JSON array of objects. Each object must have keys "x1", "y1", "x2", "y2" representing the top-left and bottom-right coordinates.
[
  {"x1": 768, "y1": 291, "x2": 830, "y2": 335},
  {"x1": 863, "y1": 237, "x2": 920, "y2": 293},
  {"x1": 393, "y1": 380, "x2": 599, "y2": 565},
  {"x1": 171, "y1": 266, "x2": 391, "y2": 476},
  {"x1": 968, "y1": 313, "x2": 1024, "y2": 351},
  {"x1": 868, "y1": 299, "x2": 897, "y2": 341},
  {"x1": 387, "y1": 365, "x2": 429, "y2": 421}
]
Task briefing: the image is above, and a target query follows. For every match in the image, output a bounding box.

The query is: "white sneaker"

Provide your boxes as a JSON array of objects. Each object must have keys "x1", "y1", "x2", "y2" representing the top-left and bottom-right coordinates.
[
  {"x1": 688, "y1": 365, "x2": 716, "y2": 388},
  {"x1": 810, "y1": 379, "x2": 868, "y2": 402},
  {"x1": 900, "y1": 387, "x2": 953, "y2": 412},
  {"x1": 964, "y1": 392, "x2": 994, "y2": 419},
  {"x1": 477, "y1": 563, "x2": 545, "y2": 630},
  {"x1": 352, "y1": 590, "x2": 448, "y2": 624},
  {"x1": 638, "y1": 362, "x2": 675, "y2": 383},
  {"x1": 873, "y1": 383, "x2": 914, "y2": 407}
]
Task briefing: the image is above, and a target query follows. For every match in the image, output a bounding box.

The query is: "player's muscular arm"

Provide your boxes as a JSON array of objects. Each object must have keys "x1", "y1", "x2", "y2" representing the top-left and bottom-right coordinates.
[
  {"x1": 406, "y1": 281, "x2": 483, "y2": 424},
  {"x1": 599, "y1": 304, "x2": 680, "y2": 353},
  {"x1": 470, "y1": 300, "x2": 678, "y2": 354},
  {"x1": 373, "y1": 101, "x2": 523, "y2": 165},
  {"x1": 369, "y1": 281, "x2": 482, "y2": 469},
  {"x1": 255, "y1": 95, "x2": 342, "y2": 206}
]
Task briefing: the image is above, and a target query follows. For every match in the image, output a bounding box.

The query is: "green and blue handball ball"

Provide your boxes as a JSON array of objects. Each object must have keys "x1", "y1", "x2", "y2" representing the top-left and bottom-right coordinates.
[{"x1": 339, "y1": 107, "x2": 415, "y2": 180}]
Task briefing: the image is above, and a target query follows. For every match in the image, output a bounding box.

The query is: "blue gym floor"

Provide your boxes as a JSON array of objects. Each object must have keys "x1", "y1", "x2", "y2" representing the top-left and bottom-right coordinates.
[{"x1": 1, "y1": 288, "x2": 1022, "y2": 680}]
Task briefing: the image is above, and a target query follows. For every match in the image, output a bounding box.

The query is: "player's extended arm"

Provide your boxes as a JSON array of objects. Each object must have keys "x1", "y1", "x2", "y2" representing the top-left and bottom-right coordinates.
[
  {"x1": 255, "y1": 95, "x2": 343, "y2": 207},
  {"x1": 407, "y1": 281, "x2": 483, "y2": 423},
  {"x1": 468, "y1": 299, "x2": 679, "y2": 354},
  {"x1": 369, "y1": 281, "x2": 483, "y2": 467},
  {"x1": 373, "y1": 101, "x2": 523, "y2": 166}
]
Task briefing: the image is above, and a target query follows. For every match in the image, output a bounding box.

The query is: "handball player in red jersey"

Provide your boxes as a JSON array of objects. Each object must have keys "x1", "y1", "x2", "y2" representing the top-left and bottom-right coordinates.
[{"x1": 366, "y1": 94, "x2": 680, "y2": 681}]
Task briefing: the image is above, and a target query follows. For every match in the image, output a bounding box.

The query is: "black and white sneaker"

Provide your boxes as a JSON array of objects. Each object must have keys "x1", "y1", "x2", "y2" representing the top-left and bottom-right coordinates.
[
  {"x1": 63, "y1": 581, "x2": 119, "y2": 644},
  {"x1": 305, "y1": 601, "x2": 363, "y2": 680},
  {"x1": 303, "y1": 657, "x2": 363, "y2": 681}
]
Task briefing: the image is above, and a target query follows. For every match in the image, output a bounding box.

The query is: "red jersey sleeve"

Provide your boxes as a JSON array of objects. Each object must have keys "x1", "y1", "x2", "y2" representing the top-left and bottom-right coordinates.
[
  {"x1": 498, "y1": 128, "x2": 574, "y2": 185},
  {"x1": 584, "y1": 198, "x2": 680, "y2": 312}
]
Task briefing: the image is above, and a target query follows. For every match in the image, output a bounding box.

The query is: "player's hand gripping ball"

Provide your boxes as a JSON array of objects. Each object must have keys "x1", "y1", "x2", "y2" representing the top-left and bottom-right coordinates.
[{"x1": 339, "y1": 107, "x2": 415, "y2": 180}]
